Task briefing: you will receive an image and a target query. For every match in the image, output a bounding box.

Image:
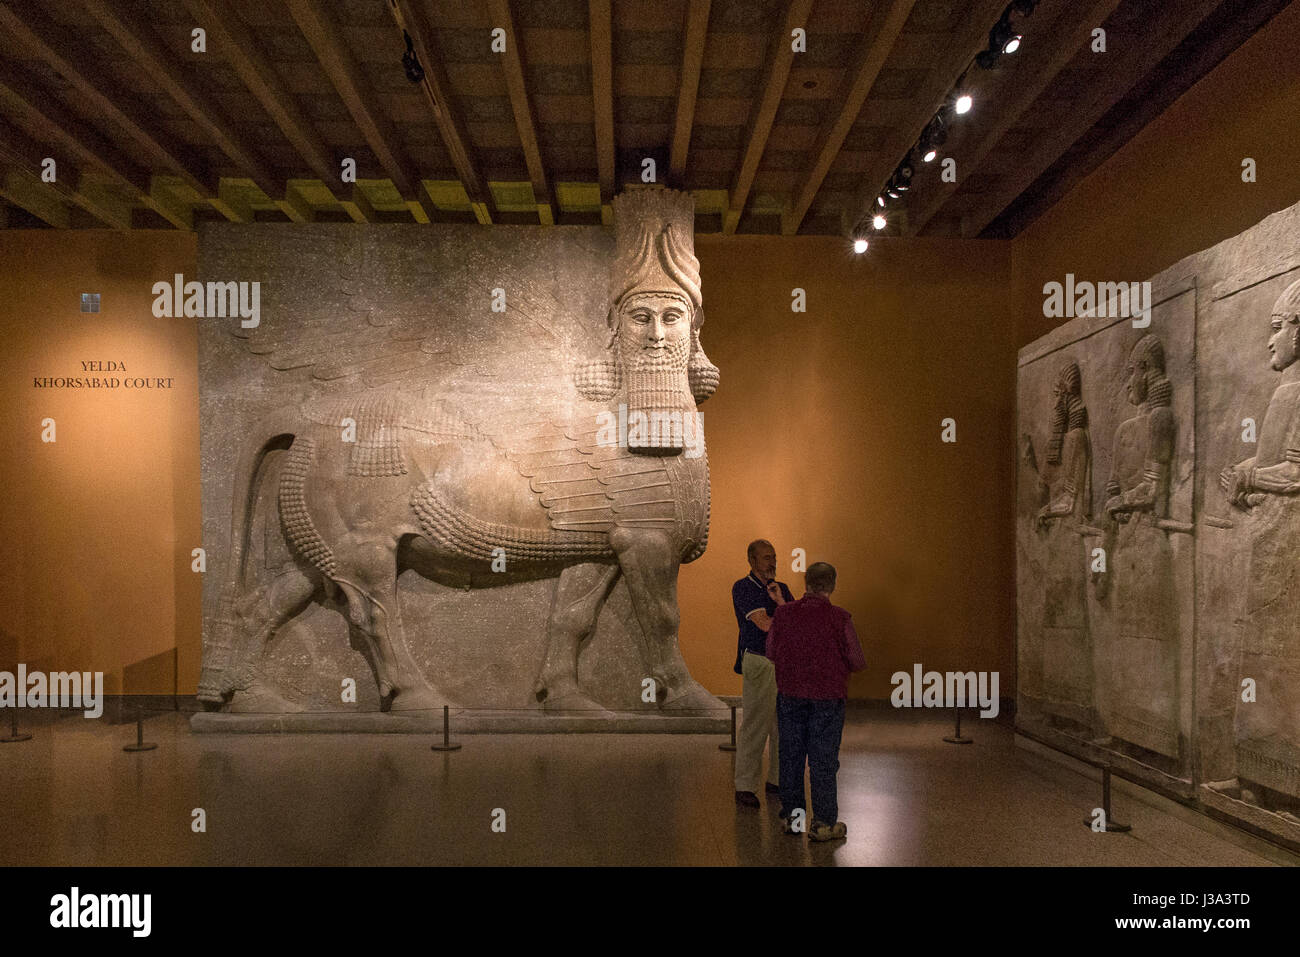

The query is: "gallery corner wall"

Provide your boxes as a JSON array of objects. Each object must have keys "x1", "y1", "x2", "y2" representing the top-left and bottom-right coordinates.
[
  {"x1": 1011, "y1": 0, "x2": 1300, "y2": 351},
  {"x1": 0, "y1": 230, "x2": 201, "y2": 699}
]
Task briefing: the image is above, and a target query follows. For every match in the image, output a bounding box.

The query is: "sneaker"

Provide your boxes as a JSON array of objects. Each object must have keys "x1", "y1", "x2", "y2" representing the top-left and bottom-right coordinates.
[
  {"x1": 809, "y1": 821, "x2": 848, "y2": 843},
  {"x1": 735, "y1": 790, "x2": 760, "y2": 808}
]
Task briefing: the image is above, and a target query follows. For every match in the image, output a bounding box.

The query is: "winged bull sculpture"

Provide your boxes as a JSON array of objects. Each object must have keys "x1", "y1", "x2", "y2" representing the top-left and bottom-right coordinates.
[{"x1": 197, "y1": 188, "x2": 722, "y2": 715}]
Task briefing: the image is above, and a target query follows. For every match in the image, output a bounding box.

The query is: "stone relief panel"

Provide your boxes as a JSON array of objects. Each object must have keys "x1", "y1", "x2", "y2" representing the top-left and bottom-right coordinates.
[
  {"x1": 1018, "y1": 286, "x2": 1196, "y2": 787},
  {"x1": 196, "y1": 189, "x2": 721, "y2": 720},
  {"x1": 1020, "y1": 198, "x2": 1300, "y2": 843}
]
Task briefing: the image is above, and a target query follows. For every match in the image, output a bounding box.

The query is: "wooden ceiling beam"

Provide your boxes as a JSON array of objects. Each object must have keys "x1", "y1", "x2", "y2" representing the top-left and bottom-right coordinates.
[
  {"x1": 669, "y1": 0, "x2": 709, "y2": 188},
  {"x1": 181, "y1": 0, "x2": 367, "y2": 223},
  {"x1": 724, "y1": 0, "x2": 816, "y2": 235},
  {"x1": 589, "y1": 0, "x2": 615, "y2": 224},
  {"x1": 905, "y1": 0, "x2": 1124, "y2": 236},
  {"x1": 485, "y1": 0, "x2": 554, "y2": 225},
  {"x1": 848, "y1": 0, "x2": 1008, "y2": 236},
  {"x1": 285, "y1": 0, "x2": 432, "y2": 223},
  {"x1": 81, "y1": 0, "x2": 291, "y2": 214},
  {"x1": 0, "y1": 168, "x2": 70, "y2": 228},
  {"x1": 390, "y1": 0, "x2": 491, "y2": 224},
  {"x1": 782, "y1": 0, "x2": 916, "y2": 235},
  {"x1": 959, "y1": 0, "x2": 1228, "y2": 237},
  {"x1": 0, "y1": 64, "x2": 190, "y2": 228},
  {"x1": 0, "y1": 1, "x2": 235, "y2": 220}
]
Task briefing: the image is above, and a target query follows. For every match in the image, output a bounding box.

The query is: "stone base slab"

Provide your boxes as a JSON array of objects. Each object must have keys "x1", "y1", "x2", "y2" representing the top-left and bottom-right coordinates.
[
  {"x1": 1200, "y1": 781, "x2": 1300, "y2": 850},
  {"x1": 190, "y1": 710, "x2": 729, "y2": 734}
]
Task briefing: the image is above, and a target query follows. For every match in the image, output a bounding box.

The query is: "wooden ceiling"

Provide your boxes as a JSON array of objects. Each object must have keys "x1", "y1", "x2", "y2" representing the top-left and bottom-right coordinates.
[{"x1": 0, "y1": 0, "x2": 1291, "y2": 237}]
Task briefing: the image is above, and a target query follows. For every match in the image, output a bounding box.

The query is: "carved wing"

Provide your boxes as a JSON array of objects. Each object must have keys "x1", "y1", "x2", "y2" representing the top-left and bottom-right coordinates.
[
  {"x1": 474, "y1": 408, "x2": 678, "y2": 534},
  {"x1": 210, "y1": 225, "x2": 609, "y2": 399}
]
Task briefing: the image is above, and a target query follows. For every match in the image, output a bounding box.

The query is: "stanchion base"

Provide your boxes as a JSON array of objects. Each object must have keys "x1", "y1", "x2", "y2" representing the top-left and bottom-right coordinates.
[
  {"x1": 1082, "y1": 817, "x2": 1132, "y2": 832},
  {"x1": 718, "y1": 743, "x2": 737, "y2": 752},
  {"x1": 1, "y1": 733, "x2": 33, "y2": 743},
  {"x1": 430, "y1": 743, "x2": 462, "y2": 752},
  {"x1": 123, "y1": 743, "x2": 158, "y2": 753},
  {"x1": 943, "y1": 735, "x2": 973, "y2": 744}
]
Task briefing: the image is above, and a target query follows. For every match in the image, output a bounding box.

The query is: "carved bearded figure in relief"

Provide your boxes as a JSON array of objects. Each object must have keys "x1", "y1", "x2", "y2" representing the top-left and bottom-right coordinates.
[
  {"x1": 1097, "y1": 334, "x2": 1181, "y2": 759},
  {"x1": 1034, "y1": 361, "x2": 1094, "y2": 730},
  {"x1": 197, "y1": 188, "x2": 722, "y2": 715},
  {"x1": 1220, "y1": 278, "x2": 1300, "y2": 810}
]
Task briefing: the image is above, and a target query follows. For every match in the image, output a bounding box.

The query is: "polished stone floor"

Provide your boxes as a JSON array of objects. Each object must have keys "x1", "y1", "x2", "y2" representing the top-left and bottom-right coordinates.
[{"x1": 1, "y1": 707, "x2": 1293, "y2": 866}]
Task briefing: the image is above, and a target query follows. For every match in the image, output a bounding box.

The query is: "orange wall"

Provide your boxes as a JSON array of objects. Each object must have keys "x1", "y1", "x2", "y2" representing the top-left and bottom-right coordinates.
[
  {"x1": 683, "y1": 235, "x2": 1015, "y2": 699},
  {"x1": 0, "y1": 231, "x2": 202, "y2": 696},
  {"x1": 1012, "y1": 0, "x2": 1300, "y2": 348}
]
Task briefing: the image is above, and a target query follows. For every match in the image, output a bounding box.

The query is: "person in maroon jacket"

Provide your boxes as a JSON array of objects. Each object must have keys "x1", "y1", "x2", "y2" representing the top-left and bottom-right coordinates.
[{"x1": 766, "y1": 561, "x2": 866, "y2": 842}]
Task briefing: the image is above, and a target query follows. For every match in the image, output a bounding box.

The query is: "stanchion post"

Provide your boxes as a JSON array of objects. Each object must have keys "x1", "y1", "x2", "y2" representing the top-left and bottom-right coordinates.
[
  {"x1": 943, "y1": 705, "x2": 973, "y2": 744},
  {"x1": 1081, "y1": 765, "x2": 1131, "y2": 832},
  {"x1": 718, "y1": 705, "x2": 737, "y2": 752},
  {"x1": 430, "y1": 704, "x2": 462, "y2": 752},
  {"x1": 1, "y1": 707, "x2": 32, "y2": 743},
  {"x1": 122, "y1": 704, "x2": 158, "y2": 753}
]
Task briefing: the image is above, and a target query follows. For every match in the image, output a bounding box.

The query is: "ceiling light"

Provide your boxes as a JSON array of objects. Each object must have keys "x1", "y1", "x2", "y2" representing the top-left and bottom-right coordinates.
[
  {"x1": 923, "y1": 148, "x2": 937, "y2": 163},
  {"x1": 955, "y1": 93, "x2": 972, "y2": 115},
  {"x1": 877, "y1": 195, "x2": 886, "y2": 208},
  {"x1": 853, "y1": 238, "x2": 868, "y2": 254},
  {"x1": 873, "y1": 213, "x2": 886, "y2": 230},
  {"x1": 1004, "y1": 34, "x2": 1021, "y2": 53}
]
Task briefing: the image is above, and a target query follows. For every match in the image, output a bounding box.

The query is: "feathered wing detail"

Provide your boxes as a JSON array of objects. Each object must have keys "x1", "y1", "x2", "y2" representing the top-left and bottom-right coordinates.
[
  {"x1": 223, "y1": 227, "x2": 602, "y2": 397},
  {"x1": 476, "y1": 410, "x2": 678, "y2": 535}
]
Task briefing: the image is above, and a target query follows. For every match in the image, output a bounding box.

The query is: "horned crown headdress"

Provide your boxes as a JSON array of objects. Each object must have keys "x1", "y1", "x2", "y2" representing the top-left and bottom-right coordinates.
[{"x1": 575, "y1": 187, "x2": 719, "y2": 403}]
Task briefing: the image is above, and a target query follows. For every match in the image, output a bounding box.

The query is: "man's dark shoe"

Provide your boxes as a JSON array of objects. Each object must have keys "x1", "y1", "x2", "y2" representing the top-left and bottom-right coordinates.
[
  {"x1": 765, "y1": 782, "x2": 781, "y2": 794},
  {"x1": 735, "y1": 790, "x2": 760, "y2": 808}
]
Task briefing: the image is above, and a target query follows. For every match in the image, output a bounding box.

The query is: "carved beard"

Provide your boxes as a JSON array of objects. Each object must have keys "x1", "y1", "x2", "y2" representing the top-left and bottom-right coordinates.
[{"x1": 618, "y1": 326, "x2": 694, "y2": 452}]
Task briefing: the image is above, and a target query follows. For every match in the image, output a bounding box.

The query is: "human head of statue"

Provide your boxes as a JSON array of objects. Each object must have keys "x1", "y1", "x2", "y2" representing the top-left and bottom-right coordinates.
[
  {"x1": 1125, "y1": 334, "x2": 1170, "y2": 408},
  {"x1": 573, "y1": 188, "x2": 719, "y2": 409},
  {"x1": 1047, "y1": 361, "x2": 1086, "y2": 465},
  {"x1": 1267, "y1": 278, "x2": 1300, "y2": 372}
]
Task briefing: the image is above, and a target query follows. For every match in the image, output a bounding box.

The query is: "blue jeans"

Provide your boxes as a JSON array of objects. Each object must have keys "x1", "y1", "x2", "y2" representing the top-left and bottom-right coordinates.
[{"x1": 777, "y1": 694, "x2": 846, "y2": 825}]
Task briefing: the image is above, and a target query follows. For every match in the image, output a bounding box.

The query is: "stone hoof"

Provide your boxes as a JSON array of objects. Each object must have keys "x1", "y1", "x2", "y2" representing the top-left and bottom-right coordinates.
[
  {"x1": 387, "y1": 686, "x2": 453, "y2": 713},
  {"x1": 227, "y1": 677, "x2": 306, "y2": 714},
  {"x1": 661, "y1": 680, "x2": 721, "y2": 712}
]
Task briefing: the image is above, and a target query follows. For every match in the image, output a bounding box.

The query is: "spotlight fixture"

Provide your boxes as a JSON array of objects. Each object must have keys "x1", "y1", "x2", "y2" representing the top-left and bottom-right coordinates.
[
  {"x1": 876, "y1": 195, "x2": 886, "y2": 208},
  {"x1": 873, "y1": 213, "x2": 886, "y2": 230},
  {"x1": 886, "y1": 186, "x2": 901, "y2": 199},
  {"x1": 989, "y1": 12, "x2": 1021, "y2": 56},
  {"x1": 401, "y1": 30, "x2": 425, "y2": 84},
  {"x1": 955, "y1": 93, "x2": 973, "y2": 115},
  {"x1": 923, "y1": 148, "x2": 937, "y2": 163},
  {"x1": 898, "y1": 155, "x2": 914, "y2": 182},
  {"x1": 853, "y1": 237, "x2": 869, "y2": 254},
  {"x1": 924, "y1": 113, "x2": 948, "y2": 148}
]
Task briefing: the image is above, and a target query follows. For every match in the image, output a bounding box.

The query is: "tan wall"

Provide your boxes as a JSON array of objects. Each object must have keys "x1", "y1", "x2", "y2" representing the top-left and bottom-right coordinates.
[
  {"x1": 1012, "y1": 0, "x2": 1300, "y2": 349},
  {"x1": 0, "y1": 230, "x2": 201, "y2": 696}
]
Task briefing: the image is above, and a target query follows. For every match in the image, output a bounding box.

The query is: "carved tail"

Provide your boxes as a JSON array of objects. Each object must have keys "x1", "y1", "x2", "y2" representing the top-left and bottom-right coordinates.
[{"x1": 196, "y1": 412, "x2": 301, "y2": 703}]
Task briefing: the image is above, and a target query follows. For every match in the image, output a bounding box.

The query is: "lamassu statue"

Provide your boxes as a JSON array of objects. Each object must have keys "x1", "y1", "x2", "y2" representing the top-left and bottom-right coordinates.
[{"x1": 197, "y1": 188, "x2": 721, "y2": 715}]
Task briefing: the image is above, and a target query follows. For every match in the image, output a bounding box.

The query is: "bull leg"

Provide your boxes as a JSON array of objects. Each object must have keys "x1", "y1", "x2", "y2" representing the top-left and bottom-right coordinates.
[
  {"x1": 611, "y1": 528, "x2": 719, "y2": 711},
  {"x1": 333, "y1": 538, "x2": 453, "y2": 712},
  {"x1": 222, "y1": 564, "x2": 321, "y2": 713},
  {"x1": 534, "y1": 561, "x2": 621, "y2": 711}
]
